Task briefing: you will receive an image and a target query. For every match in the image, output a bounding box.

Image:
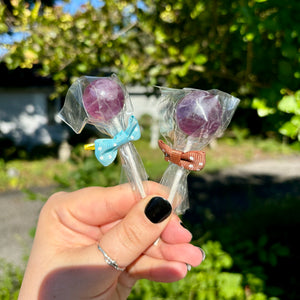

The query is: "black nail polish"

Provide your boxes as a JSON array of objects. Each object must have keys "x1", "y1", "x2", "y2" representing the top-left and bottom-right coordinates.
[
  {"x1": 180, "y1": 222, "x2": 188, "y2": 229},
  {"x1": 145, "y1": 197, "x2": 172, "y2": 223}
]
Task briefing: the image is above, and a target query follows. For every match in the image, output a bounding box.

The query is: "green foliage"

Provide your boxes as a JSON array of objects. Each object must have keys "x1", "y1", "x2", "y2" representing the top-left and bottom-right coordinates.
[
  {"x1": 0, "y1": 156, "x2": 73, "y2": 192},
  {"x1": 1, "y1": 0, "x2": 299, "y2": 140},
  {"x1": 192, "y1": 193, "x2": 299, "y2": 299},
  {"x1": 0, "y1": 259, "x2": 23, "y2": 300},
  {"x1": 129, "y1": 241, "x2": 273, "y2": 300},
  {"x1": 1, "y1": 0, "x2": 144, "y2": 97},
  {"x1": 137, "y1": 0, "x2": 299, "y2": 140},
  {"x1": 251, "y1": 98, "x2": 276, "y2": 118},
  {"x1": 54, "y1": 144, "x2": 121, "y2": 189},
  {"x1": 277, "y1": 90, "x2": 300, "y2": 140}
]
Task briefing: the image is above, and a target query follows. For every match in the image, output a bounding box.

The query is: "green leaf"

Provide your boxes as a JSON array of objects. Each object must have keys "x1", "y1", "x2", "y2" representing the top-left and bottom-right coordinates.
[
  {"x1": 154, "y1": 27, "x2": 167, "y2": 43},
  {"x1": 30, "y1": 1, "x2": 41, "y2": 21},
  {"x1": 278, "y1": 93, "x2": 300, "y2": 114},
  {"x1": 244, "y1": 32, "x2": 255, "y2": 42},
  {"x1": 172, "y1": 61, "x2": 192, "y2": 77},
  {"x1": 194, "y1": 54, "x2": 208, "y2": 65},
  {"x1": 258, "y1": 235, "x2": 268, "y2": 247},
  {"x1": 168, "y1": 46, "x2": 179, "y2": 56},
  {"x1": 76, "y1": 63, "x2": 88, "y2": 72},
  {"x1": 279, "y1": 121, "x2": 299, "y2": 139},
  {"x1": 183, "y1": 44, "x2": 199, "y2": 59},
  {"x1": 252, "y1": 98, "x2": 275, "y2": 117},
  {"x1": 0, "y1": 23, "x2": 8, "y2": 33},
  {"x1": 190, "y1": 2, "x2": 205, "y2": 19}
]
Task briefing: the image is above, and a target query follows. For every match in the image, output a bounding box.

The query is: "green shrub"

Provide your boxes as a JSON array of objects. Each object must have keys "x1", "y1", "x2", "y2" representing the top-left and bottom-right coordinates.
[
  {"x1": 54, "y1": 144, "x2": 121, "y2": 189},
  {"x1": 0, "y1": 259, "x2": 23, "y2": 300},
  {"x1": 277, "y1": 90, "x2": 300, "y2": 141},
  {"x1": 0, "y1": 242, "x2": 279, "y2": 300},
  {"x1": 130, "y1": 241, "x2": 276, "y2": 300}
]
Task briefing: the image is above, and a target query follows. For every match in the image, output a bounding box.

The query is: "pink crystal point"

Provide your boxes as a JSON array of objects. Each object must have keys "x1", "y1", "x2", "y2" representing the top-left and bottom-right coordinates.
[
  {"x1": 176, "y1": 90, "x2": 222, "y2": 138},
  {"x1": 83, "y1": 78, "x2": 125, "y2": 122}
]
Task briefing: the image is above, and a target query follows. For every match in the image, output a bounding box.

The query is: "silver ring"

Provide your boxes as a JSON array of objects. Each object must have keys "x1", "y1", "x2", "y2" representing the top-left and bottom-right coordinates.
[{"x1": 97, "y1": 244, "x2": 125, "y2": 272}]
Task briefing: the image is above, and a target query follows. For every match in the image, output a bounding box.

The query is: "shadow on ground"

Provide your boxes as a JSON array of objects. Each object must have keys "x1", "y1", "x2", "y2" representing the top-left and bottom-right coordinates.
[{"x1": 184, "y1": 170, "x2": 300, "y2": 300}]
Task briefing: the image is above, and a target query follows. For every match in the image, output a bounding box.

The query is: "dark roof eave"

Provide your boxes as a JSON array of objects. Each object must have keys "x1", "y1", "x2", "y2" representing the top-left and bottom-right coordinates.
[{"x1": 0, "y1": 63, "x2": 54, "y2": 88}]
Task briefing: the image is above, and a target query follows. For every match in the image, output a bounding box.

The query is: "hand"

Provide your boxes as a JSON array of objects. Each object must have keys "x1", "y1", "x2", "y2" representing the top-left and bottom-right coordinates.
[{"x1": 19, "y1": 182, "x2": 204, "y2": 300}]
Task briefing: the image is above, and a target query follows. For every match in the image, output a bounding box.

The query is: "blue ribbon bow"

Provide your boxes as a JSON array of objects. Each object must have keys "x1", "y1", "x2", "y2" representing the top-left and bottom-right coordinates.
[{"x1": 94, "y1": 115, "x2": 141, "y2": 166}]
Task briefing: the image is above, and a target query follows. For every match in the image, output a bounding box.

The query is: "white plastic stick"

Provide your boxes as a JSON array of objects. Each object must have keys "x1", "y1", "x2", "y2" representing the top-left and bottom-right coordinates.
[
  {"x1": 111, "y1": 119, "x2": 146, "y2": 199},
  {"x1": 120, "y1": 143, "x2": 146, "y2": 198},
  {"x1": 167, "y1": 139, "x2": 193, "y2": 206}
]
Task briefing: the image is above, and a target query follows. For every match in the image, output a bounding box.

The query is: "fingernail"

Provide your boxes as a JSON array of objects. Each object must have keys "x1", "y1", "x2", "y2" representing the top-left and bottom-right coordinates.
[
  {"x1": 180, "y1": 222, "x2": 188, "y2": 229},
  {"x1": 186, "y1": 264, "x2": 192, "y2": 271},
  {"x1": 199, "y1": 247, "x2": 206, "y2": 262},
  {"x1": 145, "y1": 197, "x2": 172, "y2": 223}
]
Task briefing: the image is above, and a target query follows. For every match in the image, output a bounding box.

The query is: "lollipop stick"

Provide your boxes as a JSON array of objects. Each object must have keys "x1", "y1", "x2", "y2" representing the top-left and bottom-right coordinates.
[
  {"x1": 119, "y1": 143, "x2": 146, "y2": 198},
  {"x1": 167, "y1": 139, "x2": 193, "y2": 207},
  {"x1": 111, "y1": 119, "x2": 146, "y2": 199}
]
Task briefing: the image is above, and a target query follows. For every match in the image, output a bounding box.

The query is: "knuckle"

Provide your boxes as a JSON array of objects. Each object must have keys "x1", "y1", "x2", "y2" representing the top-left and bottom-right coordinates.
[
  {"x1": 40, "y1": 191, "x2": 67, "y2": 215},
  {"x1": 118, "y1": 221, "x2": 144, "y2": 251},
  {"x1": 45, "y1": 191, "x2": 66, "y2": 206},
  {"x1": 48, "y1": 191, "x2": 67, "y2": 202}
]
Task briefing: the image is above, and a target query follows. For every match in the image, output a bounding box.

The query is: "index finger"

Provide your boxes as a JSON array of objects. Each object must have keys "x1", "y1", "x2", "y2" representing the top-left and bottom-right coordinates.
[{"x1": 67, "y1": 181, "x2": 169, "y2": 226}]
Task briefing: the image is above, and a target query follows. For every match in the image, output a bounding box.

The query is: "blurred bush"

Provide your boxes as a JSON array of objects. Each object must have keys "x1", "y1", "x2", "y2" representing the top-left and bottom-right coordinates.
[
  {"x1": 54, "y1": 143, "x2": 121, "y2": 189},
  {"x1": 129, "y1": 241, "x2": 275, "y2": 300},
  {"x1": 0, "y1": 259, "x2": 23, "y2": 300}
]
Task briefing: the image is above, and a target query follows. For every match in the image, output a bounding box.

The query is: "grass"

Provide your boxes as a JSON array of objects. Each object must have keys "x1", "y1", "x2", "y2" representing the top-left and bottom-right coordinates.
[
  {"x1": 0, "y1": 158, "x2": 75, "y2": 192},
  {"x1": 0, "y1": 136, "x2": 298, "y2": 193}
]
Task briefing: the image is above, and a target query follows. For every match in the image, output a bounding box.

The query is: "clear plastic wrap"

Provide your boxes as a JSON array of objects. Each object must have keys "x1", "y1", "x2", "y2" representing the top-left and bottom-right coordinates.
[
  {"x1": 58, "y1": 74, "x2": 147, "y2": 199},
  {"x1": 157, "y1": 87, "x2": 240, "y2": 214}
]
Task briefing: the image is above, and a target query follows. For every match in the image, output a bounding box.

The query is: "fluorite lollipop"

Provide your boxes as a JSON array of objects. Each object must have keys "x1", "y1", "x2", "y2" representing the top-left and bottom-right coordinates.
[
  {"x1": 83, "y1": 78, "x2": 125, "y2": 123},
  {"x1": 59, "y1": 75, "x2": 147, "y2": 199},
  {"x1": 158, "y1": 88, "x2": 239, "y2": 214},
  {"x1": 162, "y1": 90, "x2": 223, "y2": 211},
  {"x1": 176, "y1": 90, "x2": 222, "y2": 139},
  {"x1": 83, "y1": 77, "x2": 146, "y2": 198}
]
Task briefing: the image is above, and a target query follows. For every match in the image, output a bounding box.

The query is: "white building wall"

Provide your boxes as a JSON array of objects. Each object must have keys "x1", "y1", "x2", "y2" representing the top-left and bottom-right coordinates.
[
  {"x1": 130, "y1": 95, "x2": 160, "y2": 149},
  {"x1": 0, "y1": 90, "x2": 66, "y2": 148}
]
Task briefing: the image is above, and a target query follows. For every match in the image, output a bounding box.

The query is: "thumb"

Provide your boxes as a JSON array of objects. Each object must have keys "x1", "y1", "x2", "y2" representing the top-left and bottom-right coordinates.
[{"x1": 98, "y1": 195, "x2": 172, "y2": 271}]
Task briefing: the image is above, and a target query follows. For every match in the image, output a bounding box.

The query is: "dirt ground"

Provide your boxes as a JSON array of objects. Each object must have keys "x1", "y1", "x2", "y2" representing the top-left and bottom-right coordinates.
[{"x1": 186, "y1": 155, "x2": 300, "y2": 222}]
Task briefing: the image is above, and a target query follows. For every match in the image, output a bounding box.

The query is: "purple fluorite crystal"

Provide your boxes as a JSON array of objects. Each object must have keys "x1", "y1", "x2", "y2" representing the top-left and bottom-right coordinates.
[
  {"x1": 176, "y1": 90, "x2": 222, "y2": 138},
  {"x1": 83, "y1": 78, "x2": 125, "y2": 122}
]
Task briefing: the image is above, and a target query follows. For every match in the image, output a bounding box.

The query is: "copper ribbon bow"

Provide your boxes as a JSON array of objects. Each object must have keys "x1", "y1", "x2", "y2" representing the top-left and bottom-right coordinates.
[{"x1": 158, "y1": 140, "x2": 206, "y2": 171}]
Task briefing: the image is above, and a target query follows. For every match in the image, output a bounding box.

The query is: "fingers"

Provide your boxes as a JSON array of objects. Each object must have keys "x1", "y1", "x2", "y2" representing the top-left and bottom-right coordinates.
[
  {"x1": 99, "y1": 215, "x2": 192, "y2": 244},
  {"x1": 127, "y1": 255, "x2": 188, "y2": 283},
  {"x1": 98, "y1": 213, "x2": 201, "y2": 267},
  {"x1": 144, "y1": 241, "x2": 203, "y2": 267},
  {"x1": 66, "y1": 181, "x2": 168, "y2": 226},
  {"x1": 98, "y1": 195, "x2": 172, "y2": 270},
  {"x1": 44, "y1": 183, "x2": 203, "y2": 284},
  {"x1": 160, "y1": 217, "x2": 192, "y2": 244}
]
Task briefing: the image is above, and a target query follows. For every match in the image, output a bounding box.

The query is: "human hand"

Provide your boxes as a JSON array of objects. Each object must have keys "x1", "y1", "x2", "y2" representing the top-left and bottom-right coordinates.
[{"x1": 19, "y1": 182, "x2": 204, "y2": 300}]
